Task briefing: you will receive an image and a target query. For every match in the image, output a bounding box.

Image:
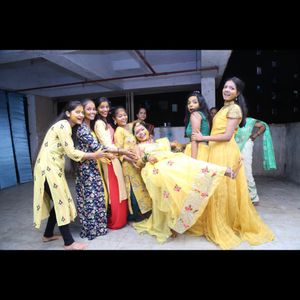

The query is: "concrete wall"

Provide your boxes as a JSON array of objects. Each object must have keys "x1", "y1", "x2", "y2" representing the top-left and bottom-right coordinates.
[
  {"x1": 155, "y1": 123, "x2": 300, "y2": 184},
  {"x1": 27, "y1": 95, "x2": 57, "y2": 163},
  {"x1": 285, "y1": 122, "x2": 300, "y2": 184}
]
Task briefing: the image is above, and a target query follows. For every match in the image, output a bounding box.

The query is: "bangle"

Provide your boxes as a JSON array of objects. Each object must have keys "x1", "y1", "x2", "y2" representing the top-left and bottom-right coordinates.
[{"x1": 142, "y1": 153, "x2": 149, "y2": 163}]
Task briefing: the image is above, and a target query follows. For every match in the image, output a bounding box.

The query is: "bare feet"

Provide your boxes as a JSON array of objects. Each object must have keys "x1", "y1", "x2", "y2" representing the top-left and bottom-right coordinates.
[
  {"x1": 42, "y1": 235, "x2": 62, "y2": 242},
  {"x1": 64, "y1": 242, "x2": 88, "y2": 250},
  {"x1": 170, "y1": 229, "x2": 178, "y2": 238}
]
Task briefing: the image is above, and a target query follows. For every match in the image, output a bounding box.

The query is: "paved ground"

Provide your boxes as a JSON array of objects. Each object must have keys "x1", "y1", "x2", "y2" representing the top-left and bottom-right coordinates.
[{"x1": 0, "y1": 176, "x2": 300, "y2": 250}]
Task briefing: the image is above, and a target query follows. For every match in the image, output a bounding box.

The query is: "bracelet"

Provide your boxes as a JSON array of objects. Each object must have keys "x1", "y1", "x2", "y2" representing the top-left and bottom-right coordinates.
[
  {"x1": 142, "y1": 153, "x2": 150, "y2": 163},
  {"x1": 117, "y1": 148, "x2": 119, "y2": 154}
]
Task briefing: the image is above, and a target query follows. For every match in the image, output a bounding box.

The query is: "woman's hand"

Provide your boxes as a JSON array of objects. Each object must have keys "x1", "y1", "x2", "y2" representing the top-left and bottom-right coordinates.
[
  {"x1": 191, "y1": 130, "x2": 203, "y2": 142},
  {"x1": 170, "y1": 140, "x2": 178, "y2": 148},
  {"x1": 125, "y1": 149, "x2": 139, "y2": 160},
  {"x1": 103, "y1": 152, "x2": 115, "y2": 160},
  {"x1": 148, "y1": 155, "x2": 158, "y2": 164},
  {"x1": 94, "y1": 148, "x2": 106, "y2": 159}
]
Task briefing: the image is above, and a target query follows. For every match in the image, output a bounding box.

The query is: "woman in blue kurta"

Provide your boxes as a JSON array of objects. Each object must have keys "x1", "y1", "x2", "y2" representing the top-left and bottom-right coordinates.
[{"x1": 75, "y1": 99, "x2": 111, "y2": 240}]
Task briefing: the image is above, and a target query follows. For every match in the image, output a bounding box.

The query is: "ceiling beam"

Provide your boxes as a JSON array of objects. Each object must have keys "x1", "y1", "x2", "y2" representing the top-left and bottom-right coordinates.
[
  {"x1": 42, "y1": 54, "x2": 122, "y2": 90},
  {"x1": 0, "y1": 50, "x2": 79, "y2": 64}
]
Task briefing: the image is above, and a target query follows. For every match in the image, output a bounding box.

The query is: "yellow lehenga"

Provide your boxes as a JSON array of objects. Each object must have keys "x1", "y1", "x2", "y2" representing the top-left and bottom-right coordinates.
[
  {"x1": 188, "y1": 101, "x2": 275, "y2": 249},
  {"x1": 184, "y1": 142, "x2": 209, "y2": 161},
  {"x1": 133, "y1": 138, "x2": 227, "y2": 243}
]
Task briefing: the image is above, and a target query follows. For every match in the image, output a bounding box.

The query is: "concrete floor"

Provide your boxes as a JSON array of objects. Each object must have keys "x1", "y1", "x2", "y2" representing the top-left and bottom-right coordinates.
[{"x1": 0, "y1": 176, "x2": 300, "y2": 250}]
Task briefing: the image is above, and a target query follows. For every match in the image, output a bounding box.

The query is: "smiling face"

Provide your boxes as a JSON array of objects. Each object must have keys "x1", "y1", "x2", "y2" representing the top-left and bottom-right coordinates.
[
  {"x1": 134, "y1": 123, "x2": 150, "y2": 142},
  {"x1": 137, "y1": 108, "x2": 147, "y2": 121},
  {"x1": 97, "y1": 101, "x2": 110, "y2": 118},
  {"x1": 83, "y1": 100, "x2": 97, "y2": 121},
  {"x1": 222, "y1": 80, "x2": 239, "y2": 102},
  {"x1": 66, "y1": 105, "x2": 84, "y2": 126},
  {"x1": 113, "y1": 108, "x2": 128, "y2": 126},
  {"x1": 187, "y1": 96, "x2": 200, "y2": 113}
]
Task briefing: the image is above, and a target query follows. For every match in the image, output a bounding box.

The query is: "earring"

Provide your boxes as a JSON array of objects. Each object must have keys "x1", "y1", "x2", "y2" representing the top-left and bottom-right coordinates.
[{"x1": 114, "y1": 120, "x2": 117, "y2": 125}]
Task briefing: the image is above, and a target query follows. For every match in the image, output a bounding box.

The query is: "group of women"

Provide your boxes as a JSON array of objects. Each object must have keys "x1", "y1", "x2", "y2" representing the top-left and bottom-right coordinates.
[{"x1": 33, "y1": 76, "x2": 275, "y2": 250}]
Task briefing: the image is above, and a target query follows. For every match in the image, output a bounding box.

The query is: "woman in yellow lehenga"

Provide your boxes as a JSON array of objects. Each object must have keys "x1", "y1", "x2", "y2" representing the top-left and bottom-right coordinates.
[
  {"x1": 113, "y1": 107, "x2": 152, "y2": 222},
  {"x1": 131, "y1": 121, "x2": 237, "y2": 243},
  {"x1": 191, "y1": 77, "x2": 275, "y2": 249}
]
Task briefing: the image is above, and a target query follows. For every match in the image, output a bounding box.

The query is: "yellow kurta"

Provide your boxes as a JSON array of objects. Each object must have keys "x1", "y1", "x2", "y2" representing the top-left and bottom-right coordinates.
[
  {"x1": 133, "y1": 138, "x2": 226, "y2": 243},
  {"x1": 189, "y1": 102, "x2": 275, "y2": 249},
  {"x1": 94, "y1": 120, "x2": 127, "y2": 204},
  {"x1": 33, "y1": 120, "x2": 85, "y2": 229},
  {"x1": 114, "y1": 125, "x2": 152, "y2": 214}
]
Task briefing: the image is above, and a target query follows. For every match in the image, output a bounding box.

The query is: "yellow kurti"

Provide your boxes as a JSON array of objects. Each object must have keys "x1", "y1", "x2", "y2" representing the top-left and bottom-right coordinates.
[
  {"x1": 33, "y1": 120, "x2": 85, "y2": 229},
  {"x1": 189, "y1": 102, "x2": 275, "y2": 249},
  {"x1": 133, "y1": 138, "x2": 227, "y2": 243},
  {"x1": 94, "y1": 120, "x2": 127, "y2": 205},
  {"x1": 114, "y1": 125, "x2": 152, "y2": 214}
]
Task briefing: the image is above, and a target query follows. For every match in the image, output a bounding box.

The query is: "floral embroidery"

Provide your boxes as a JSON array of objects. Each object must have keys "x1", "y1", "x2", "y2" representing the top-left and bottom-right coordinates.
[
  {"x1": 184, "y1": 204, "x2": 193, "y2": 212},
  {"x1": 167, "y1": 160, "x2": 174, "y2": 166},
  {"x1": 152, "y1": 168, "x2": 159, "y2": 175},
  {"x1": 163, "y1": 191, "x2": 170, "y2": 199},
  {"x1": 201, "y1": 166, "x2": 209, "y2": 174},
  {"x1": 179, "y1": 219, "x2": 190, "y2": 229},
  {"x1": 58, "y1": 200, "x2": 63, "y2": 205},
  {"x1": 174, "y1": 184, "x2": 181, "y2": 192},
  {"x1": 192, "y1": 187, "x2": 201, "y2": 194}
]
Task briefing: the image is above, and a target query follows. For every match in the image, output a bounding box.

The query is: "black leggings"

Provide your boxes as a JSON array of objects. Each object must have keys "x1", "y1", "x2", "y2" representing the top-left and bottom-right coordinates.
[{"x1": 44, "y1": 181, "x2": 74, "y2": 246}]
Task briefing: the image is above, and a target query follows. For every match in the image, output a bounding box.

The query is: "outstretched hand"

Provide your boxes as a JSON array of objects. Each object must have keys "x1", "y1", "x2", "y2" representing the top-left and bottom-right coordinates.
[{"x1": 126, "y1": 148, "x2": 139, "y2": 161}]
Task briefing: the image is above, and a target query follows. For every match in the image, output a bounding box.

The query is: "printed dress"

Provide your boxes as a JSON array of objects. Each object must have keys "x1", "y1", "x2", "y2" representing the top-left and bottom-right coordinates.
[
  {"x1": 75, "y1": 123, "x2": 107, "y2": 240},
  {"x1": 33, "y1": 120, "x2": 85, "y2": 229}
]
